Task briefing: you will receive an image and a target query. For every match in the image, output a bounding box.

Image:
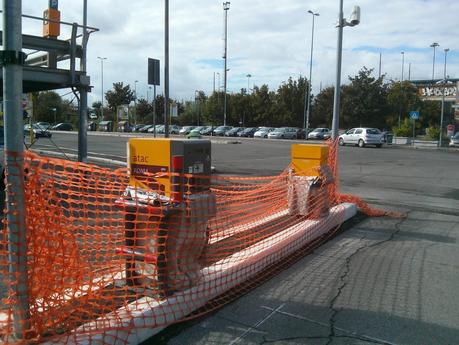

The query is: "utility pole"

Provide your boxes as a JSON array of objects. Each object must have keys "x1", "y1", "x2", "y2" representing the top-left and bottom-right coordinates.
[
  {"x1": 331, "y1": 2, "x2": 360, "y2": 140},
  {"x1": 2, "y1": 0, "x2": 30, "y2": 338},
  {"x1": 304, "y1": 10, "x2": 319, "y2": 138},
  {"x1": 398, "y1": 51, "x2": 404, "y2": 129},
  {"x1": 78, "y1": 0, "x2": 88, "y2": 162},
  {"x1": 378, "y1": 52, "x2": 382, "y2": 79},
  {"x1": 213, "y1": 72, "x2": 216, "y2": 93},
  {"x1": 439, "y1": 48, "x2": 449, "y2": 147},
  {"x1": 246, "y1": 73, "x2": 251, "y2": 94},
  {"x1": 223, "y1": 2, "x2": 230, "y2": 126},
  {"x1": 331, "y1": 1, "x2": 344, "y2": 140},
  {"x1": 134, "y1": 80, "x2": 138, "y2": 127},
  {"x1": 164, "y1": 0, "x2": 170, "y2": 137},
  {"x1": 430, "y1": 42, "x2": 439, "y2": 81},
  {"x1": 97, "y1": 56, "x2": 106, "y2": 120}
]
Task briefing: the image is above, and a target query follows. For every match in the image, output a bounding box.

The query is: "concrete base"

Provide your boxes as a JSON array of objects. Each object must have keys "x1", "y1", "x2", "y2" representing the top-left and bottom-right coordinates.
[{"x1": 44, "y1": 203, "x2": 357, "y2": 345}]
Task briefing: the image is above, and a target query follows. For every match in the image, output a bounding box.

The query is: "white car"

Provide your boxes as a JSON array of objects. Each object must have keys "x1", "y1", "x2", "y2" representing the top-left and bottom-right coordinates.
[
  {"x1": 450, "y1": 132, "x2": 459, "y2": 147},
  {"x1": 267, "y1": 127, "x2": 297, "y2": 139},
  {"x1": 339, "y1": 128, "x2": 384, "y2": 148},
  {"x1": 254, "y1": 127, "x2": 274, "y2": 138}
]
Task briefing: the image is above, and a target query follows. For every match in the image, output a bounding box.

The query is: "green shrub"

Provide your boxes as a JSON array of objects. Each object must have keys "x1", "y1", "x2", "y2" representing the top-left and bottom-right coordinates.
[{"x1": 426, "y1": 126, "x2": 440, "y2": 140}]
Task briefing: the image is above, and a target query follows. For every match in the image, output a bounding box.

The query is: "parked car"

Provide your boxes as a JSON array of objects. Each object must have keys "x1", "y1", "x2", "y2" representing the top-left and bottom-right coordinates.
[
  {"x1": 213, "y1": 126, "x2": 233, "y2": 136},
  {"x1": 308, "y1": 128, "x2": 330, "y2": 140},
  {"x1": 25, "y1": 124, "x2": 52, "y2": 138},
  {"x1": 36, "y1": 122, "x2": 51, "y2": 130},
  {"x1": 188, "y1": 126, "x2": 206, "y2": 136},
  {"x1": 179, "y1": 126, "x2": 195, "y2": 135},
  {"x1": 169, "y1": 125, "x2": 181, "y2": 134},
  {"x1": 449, "y1": 132, "x2": 459, "y2": 147},
  {"x1": 268, "y1": 127, "x2": 298, "y2": 139},
  {"x1": 132, "y1": 124, "x2": 146, "y2": 132},
  {"x1": 294, "y1": 128, "x2": 307, "y2": 139},
  {"x1": 51, "y1": 122, "x2": 73, "y2": 131},
  {"x1": 339, "y1": 127, "x2": 384, "y2": 148},
  {"x1": 225, "y1": 127, "x2": 245, "y2": 137},
  {"x1": 254, "y1": 127, "x2": 274, "y2": 138},
  {"x1": 238, "y1": 127, "x2": 259, "y2": 137},
  {"x1": 151, "y1": 125, "x2": 165, "y2": 134},
  {"x1": 138, "y1": 124, "x2": 154, "y2": 133},
  {"x1": 200, "y1": 126, "x2": 214, "y2": 135}
]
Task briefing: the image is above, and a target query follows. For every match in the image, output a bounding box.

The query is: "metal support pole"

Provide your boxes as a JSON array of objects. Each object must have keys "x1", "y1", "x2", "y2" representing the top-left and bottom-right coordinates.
[
  {"x1": 398, "y1": 52, "x2": 404, "y2": 129},
  {"x1": 164, "y1": 0, "x2": 170, "y2": 137},
  {"x1": 378, "y1": 52, "x2": 382, "y2": 79},
  {"x1": 134, "y1": 80, "x2": 138, "y2": 128},
  {"x1": 213, "y1": 72, "x2": 216, "y2": 93},
  {"x1": 431, "y1": 42, "x2": 439, "y2": 81},
  {"x1": 78, "y1": 0, "x2": 88, "y2": 162},
  {"x1": 223, "y1": 2, "x2": 230, "y2": 126},
  {"x1": 153, "y1": 86, "x2": 157, "y2": 137},
  {"x1": 439, "y1": 48, "x2": 449, "y2": 147},
  {"x1": 331, "y1": 0, "x2": 344, "y2": 140},
  {"x1": 2, "y1": 0, "x2": 30, "y2": 338},
  {"x1": 97, "y1": 57, "x2": 106, "y2": 120},
  {"x1": 304, "y1": 10, "x2": 318, "y2": 138}
]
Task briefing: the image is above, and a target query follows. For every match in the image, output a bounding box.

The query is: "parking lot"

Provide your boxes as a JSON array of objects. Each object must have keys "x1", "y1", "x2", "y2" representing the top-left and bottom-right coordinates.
[{"x1": 25, "y1": 132, "x2": 459, "y2": 344}]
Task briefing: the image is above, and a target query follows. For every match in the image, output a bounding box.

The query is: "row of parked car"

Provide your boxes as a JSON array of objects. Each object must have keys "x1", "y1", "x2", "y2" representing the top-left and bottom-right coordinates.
[
  {"x1": 23, "y1": 122, "x2": 74, "y2": 138},
  {"x1": 133, "y1": 125, "x2": 333, "y2": 140}
]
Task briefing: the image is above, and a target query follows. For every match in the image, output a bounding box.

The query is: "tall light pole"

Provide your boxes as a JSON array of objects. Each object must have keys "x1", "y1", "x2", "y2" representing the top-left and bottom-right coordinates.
[
  {"x1": 331, "y1": 3, "x2": 360, "y2": 140},
  {"x1": 439, "y1": 48, "x2": 449, "y2": 147},
  {"x1": 430, "y1": 42, "x2": 439, "y2": 81},
  {"x1": 134, "y1": 80, "x2": 138, "y2": 127},
  {"x1": 223, "y1": 1, "x2": 230, "y2": 126},
  {"x1": 97, "y1": 56, "x2": 107, "y2": 120},
  {"x1": 304, "y1": 10, "x2": 319, "y2": 138},
  {"x1": 398, "y1": 51, "x2": 404, "y2": 128},
  {"x1": 164, "y1": 0, "x2": 170, "y2": 137},
  {"x1": 195, "y1": 90, "x2": 200, "y2": 126},
  {"x1": 246, "y1": 74, "x2": 252, "y2": 94}
]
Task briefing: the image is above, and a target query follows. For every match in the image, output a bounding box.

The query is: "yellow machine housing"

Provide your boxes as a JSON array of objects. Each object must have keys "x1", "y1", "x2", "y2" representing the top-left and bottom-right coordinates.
[
  {"x1": 291, "y1": 144, "x2": 329, "y2": 176},
  {"x1": 43, "y1": 8, "x2": 61, "y2": 38},
  {"x1": 128, "y1": 138, "x2": 212, "y2": 198}
]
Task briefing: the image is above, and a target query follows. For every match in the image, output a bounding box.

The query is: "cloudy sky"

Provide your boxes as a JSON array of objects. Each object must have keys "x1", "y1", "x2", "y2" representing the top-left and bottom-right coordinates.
[{"x1": 17, "y1": 0, "x2": 459, "y2": 105}]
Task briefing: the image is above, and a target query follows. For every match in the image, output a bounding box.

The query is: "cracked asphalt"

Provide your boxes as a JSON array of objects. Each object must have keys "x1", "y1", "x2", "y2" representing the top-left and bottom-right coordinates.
[{"x1": 31, "y1": 133, "x2": 459, "y2": 344}]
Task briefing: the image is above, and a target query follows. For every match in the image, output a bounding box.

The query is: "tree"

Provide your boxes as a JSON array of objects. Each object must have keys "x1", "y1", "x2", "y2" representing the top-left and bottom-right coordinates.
[
  {"x1": 34, "y1": 91, "x2": 63, "y2": 124},
  {"x1": 105, "y1": 82, "x2": 135, "y2": 114},
  {"x1": 340, "y1": 67, "x2": 389, "y2": 129},
  {"x1": 311, "y1": 86, "x2": 334, "y2": 127},
  {"x1": 135, "y1": 98, "x2": 153, "y2": 124}
]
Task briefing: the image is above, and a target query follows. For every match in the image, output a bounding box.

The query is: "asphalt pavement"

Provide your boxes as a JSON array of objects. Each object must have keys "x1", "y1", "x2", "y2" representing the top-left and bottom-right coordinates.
[{"x1": 29, "y1": 132, "x2": 459, "y2": 344}]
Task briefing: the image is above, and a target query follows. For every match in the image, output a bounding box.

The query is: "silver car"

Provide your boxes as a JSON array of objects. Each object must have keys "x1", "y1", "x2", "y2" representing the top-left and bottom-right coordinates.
[
  {"x1": 339, "y1": 127, "x2": 384, "y2": 148},
  {"x1": 308, "y1": 128, "x2": 330, "y2": 140},
  {"x1": 450, "y1": 132, "x2": 459, "y2": 147},
  {"x1": 268, "y1": 127, "x2": 298, "y2": 139},
  {"x1": 254, "y1": 127, "x2": 274, "y2": 138}
]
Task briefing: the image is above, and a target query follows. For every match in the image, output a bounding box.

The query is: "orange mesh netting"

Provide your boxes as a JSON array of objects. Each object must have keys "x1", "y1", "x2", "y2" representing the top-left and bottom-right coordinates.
[{"x1": 0, "y1": 141, "x2": 395, "y2": 344}]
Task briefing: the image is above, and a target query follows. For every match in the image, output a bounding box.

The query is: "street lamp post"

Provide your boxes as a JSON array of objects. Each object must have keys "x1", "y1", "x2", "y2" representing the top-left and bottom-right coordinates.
[
  {"x1": 194, "y1": 90, "x2": 200, "y2": 126},
  {"x1": 134, "y1": 80, "x2": 138, "y2": 127},
  {"x1": 439, "y1": 48, "x2": 449, "y2": 147},
  {"x1": 246, "y1": 74, "x2": 252, "y2": 94},
  {"x1": 304, "y1": 10, "x2": 319, "y2": 139},
  {"x1": 223, "y1": 2, "x2": 230, "y2": 126},
  {"x1": 398, "y1": 51, "x2": 404, "y2": 128},
  {"x1": 97, "y1": 56, "x2": 107, "y2": 120},
  {"x1": 430, "y1": 42, "x2": 439, "y2": 81},
  {"x1": 164, "y1": 0, "x2": 170, "y2": 137},
  {"x1": 331, "y1": 2, "x2": 361, "y2": 140}
]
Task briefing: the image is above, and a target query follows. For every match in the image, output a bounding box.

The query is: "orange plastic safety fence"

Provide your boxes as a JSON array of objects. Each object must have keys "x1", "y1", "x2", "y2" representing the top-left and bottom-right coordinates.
[{"x1": 0, "y1": 141, "x2": 391, "y2": 344}]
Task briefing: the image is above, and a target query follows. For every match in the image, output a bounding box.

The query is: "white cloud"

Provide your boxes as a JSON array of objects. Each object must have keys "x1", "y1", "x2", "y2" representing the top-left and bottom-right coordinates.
[{"x1": 7, "y1": 0, "x2": 459, "y2": 104}]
